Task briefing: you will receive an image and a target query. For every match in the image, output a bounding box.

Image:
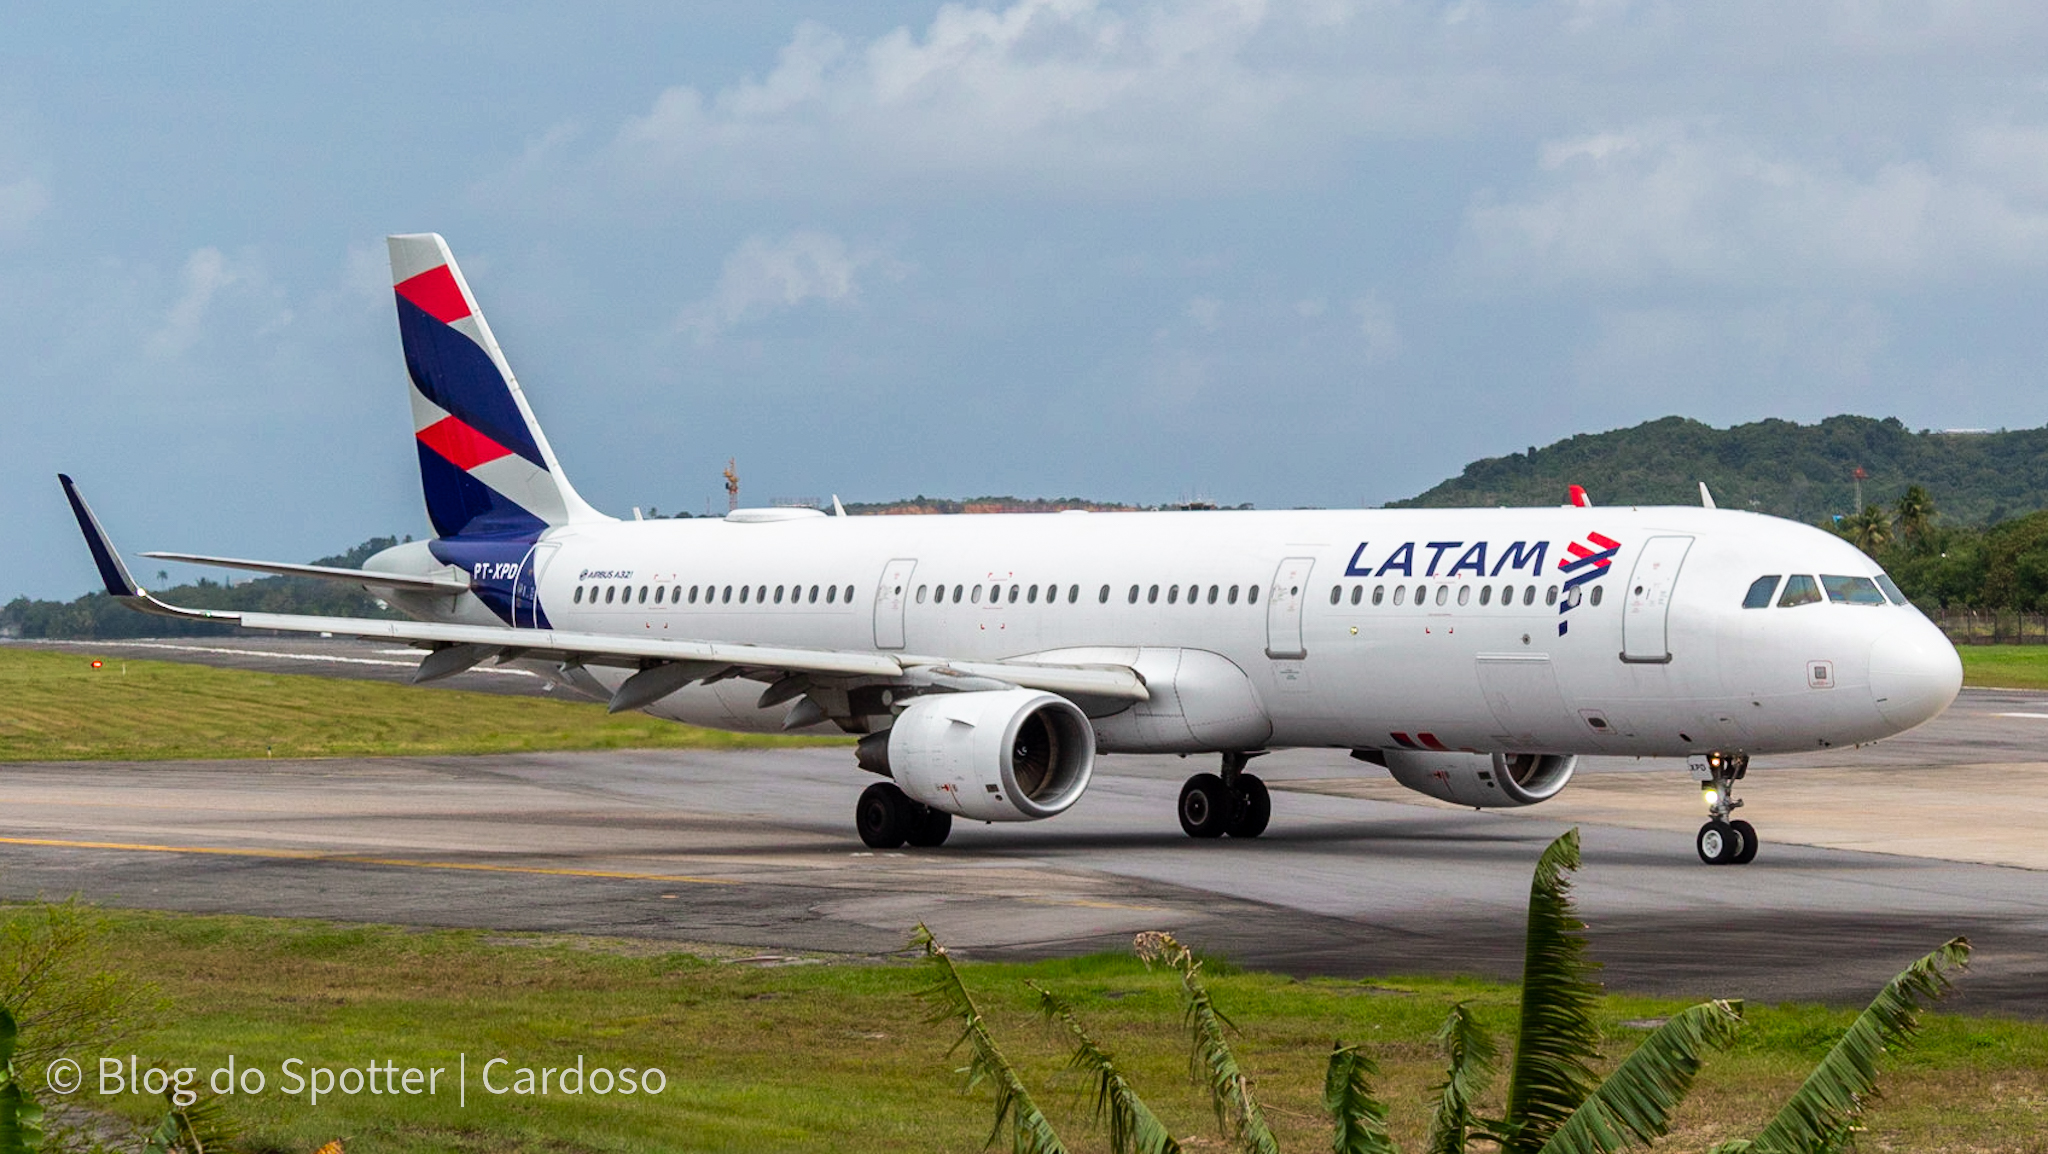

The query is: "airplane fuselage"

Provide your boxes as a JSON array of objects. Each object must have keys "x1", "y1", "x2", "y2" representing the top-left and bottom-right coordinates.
[{"x1": 373, "y1": 503, "x2": 1961, "y2": 759}]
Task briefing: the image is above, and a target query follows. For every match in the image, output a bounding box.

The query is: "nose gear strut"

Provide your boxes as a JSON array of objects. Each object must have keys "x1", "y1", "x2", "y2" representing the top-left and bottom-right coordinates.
[{"x1": 1692, "y1": 752, "x2": 1757, "y2": 865}]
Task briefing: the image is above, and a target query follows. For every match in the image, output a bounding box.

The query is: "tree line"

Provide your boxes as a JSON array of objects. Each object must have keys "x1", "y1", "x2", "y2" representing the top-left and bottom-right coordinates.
[{"x1": 1834, "y1": 486, "x2": 2048, "y2": 611}]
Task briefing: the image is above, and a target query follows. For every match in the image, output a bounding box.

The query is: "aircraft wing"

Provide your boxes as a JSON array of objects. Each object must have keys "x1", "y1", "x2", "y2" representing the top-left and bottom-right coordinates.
[
  {"x1": 140, "y1": 550, "x2": 471, "y2": 594},
  {"x1": 59, "y1": 475, "x2": 1148, "y2": 710}
]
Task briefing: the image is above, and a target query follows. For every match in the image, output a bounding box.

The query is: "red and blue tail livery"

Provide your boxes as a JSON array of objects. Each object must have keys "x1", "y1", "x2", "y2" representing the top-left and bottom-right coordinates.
[{"x1": 389, "y1": 234, "x2": 600, "y2": 540}]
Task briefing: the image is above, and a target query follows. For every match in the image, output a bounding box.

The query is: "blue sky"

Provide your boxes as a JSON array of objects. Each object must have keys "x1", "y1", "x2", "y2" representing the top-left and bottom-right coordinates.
[{"x1": 6, "y1": 2, "x2": 2048, "y2": 598}]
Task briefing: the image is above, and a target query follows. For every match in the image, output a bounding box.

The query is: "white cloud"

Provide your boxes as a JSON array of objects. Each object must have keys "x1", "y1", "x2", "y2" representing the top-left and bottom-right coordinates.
[
  {"x1": 145, "y1": 247, "x2": 291, "y2": 359},
  {"x1": 1464, "y1": 121, "x2": 2048, "y2": 287},
  {"x1": 1185, "y1": 296, "x2": 1221, "y2": 329},
  {"x1": 0, "y1": 176, "x2": 48, "y2": 240},
  {"x1": 1353, "y1": 292, "x2": 1401, "y2": 362},
  {"x1": 679, "y1": 231, "x2": 887, "y2": 341},
  {"x1": 601, "y1": 0, "x2": 1460, "y2": 199}
]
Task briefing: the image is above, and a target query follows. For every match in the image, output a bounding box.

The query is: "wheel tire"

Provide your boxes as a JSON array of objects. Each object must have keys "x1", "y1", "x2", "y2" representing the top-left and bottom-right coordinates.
[
  {"x1": 1729, "y1": 819, "x2": 1758, "y2": 865},
  {"x1": 857, "y1": 782, "x2": 911, "y2": 849},
  {"x1": 1696, "y1": 820, "x2": 1738, "y2": 865},
  {"x1": 905, "y1": 805, "x2": 953, "y2": 848},
  {"x1": 1179, "y1": 773, "x2": 1230, "y2": 838},
  {"x1": 1226, "y1": 774, "x2": 1271, "y2": 838}
]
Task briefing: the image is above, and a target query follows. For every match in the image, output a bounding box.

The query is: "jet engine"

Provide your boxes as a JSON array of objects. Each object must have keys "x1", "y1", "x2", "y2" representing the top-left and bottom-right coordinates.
[
  {"x1": 855, "y1": 688, "x2": 1095, "y2": 822},
  {"x1": 1377, "y1": 750, "x2": 1577, "y2": 808}
]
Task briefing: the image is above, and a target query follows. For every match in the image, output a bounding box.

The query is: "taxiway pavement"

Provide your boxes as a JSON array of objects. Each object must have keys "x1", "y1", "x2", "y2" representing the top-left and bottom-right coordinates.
[{"x1": 2, "y1": 638, "x2": 2044, "y2": 1014}]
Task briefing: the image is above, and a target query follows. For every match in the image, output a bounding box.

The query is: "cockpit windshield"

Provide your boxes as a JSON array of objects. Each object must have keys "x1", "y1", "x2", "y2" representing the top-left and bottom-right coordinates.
[
  {"x1": 1777, "y1": 575, "x2": 1823, "y2": 607},
  {"x1": 1742, "y1": 575, "x2": 1781, "y2": 608},
  {"x1": 1875, "y1": 573, "x2": 1910, "y2": 606},
  {"x1": 1821, "y1": 574, "x2": 1887, "y2": 605}
]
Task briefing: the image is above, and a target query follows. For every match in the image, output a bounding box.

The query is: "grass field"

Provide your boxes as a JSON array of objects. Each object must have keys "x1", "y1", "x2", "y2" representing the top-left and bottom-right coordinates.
[
  {"x1": 1958, "y1": 644, "x2": 2048, "y2": 690},
  {"x1": 0, "y1": 647, "x2": 834, "y2": 762},
  {"x1": 2, "y1": 907, "x2": 2039, "y2": 1153}
]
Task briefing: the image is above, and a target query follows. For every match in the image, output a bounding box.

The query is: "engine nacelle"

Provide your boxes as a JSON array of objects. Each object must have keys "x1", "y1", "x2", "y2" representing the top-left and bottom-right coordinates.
[
  {"x1": 857, "y1": 689, "x2": 1095, "y2": 822},
  {"x1": 1380, "y1": 750, "x2": 1577, "y2": 808}
]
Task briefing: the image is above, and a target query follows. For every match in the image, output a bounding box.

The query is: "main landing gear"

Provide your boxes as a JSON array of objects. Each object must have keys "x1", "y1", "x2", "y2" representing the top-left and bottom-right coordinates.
[
  {"x1": 1178, "y1": 751, "x2": 1271, "y2": 840},
  {"x1": 855, "y1": 781, "x2": 952, "y2": 849},
  {"x1": 1693, "y1": 752, "x2": 1758, "y2": 865}
]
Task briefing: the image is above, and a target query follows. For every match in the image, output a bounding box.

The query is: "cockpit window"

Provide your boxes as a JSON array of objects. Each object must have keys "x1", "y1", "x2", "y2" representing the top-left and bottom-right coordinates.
[
  {"x1": 1777, "y1": 574, "x2": 1822, "y2": 608},
  {"x1": 1822, "y1": 574, "x2": 1887, "y2": 605},
  {"x1": 1742, "y1": 575, "x2": 1781, "y2": 609},
  {"x1": 1875, "y1": 574, "x2": 1910, "y2": 606}
]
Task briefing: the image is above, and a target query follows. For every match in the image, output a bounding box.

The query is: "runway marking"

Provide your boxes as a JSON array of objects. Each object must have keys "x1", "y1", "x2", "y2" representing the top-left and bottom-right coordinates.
[
  {"x1": 21, "y1": 640, "x2": 537, "y2": 677},
  {"x1": 1023, "y1": 897, "x2": 1166, "y2": 912},
  {"x1": 0, "y1": 835, "x2": 735, "y2": 886},
  {"x1": 1993, "y1": 712, "x2": 2048, "y2": 719}
]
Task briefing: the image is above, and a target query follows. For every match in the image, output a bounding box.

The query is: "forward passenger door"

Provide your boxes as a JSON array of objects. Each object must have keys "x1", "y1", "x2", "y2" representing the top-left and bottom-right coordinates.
[{"x1": 1264, "y1": 557, "x2": 1314, "y2": 660}]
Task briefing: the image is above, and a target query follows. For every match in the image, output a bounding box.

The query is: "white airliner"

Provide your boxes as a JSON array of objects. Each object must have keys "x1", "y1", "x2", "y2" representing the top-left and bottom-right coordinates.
[{"x1": 61, "y1": 234, "x2": 1964, "y2": 865}]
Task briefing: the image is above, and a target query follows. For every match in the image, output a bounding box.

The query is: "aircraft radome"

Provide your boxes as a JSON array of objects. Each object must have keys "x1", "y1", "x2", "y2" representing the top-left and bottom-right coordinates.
[{"x1": 61, "y1": 233, "x2": 1964, "y2": 864}]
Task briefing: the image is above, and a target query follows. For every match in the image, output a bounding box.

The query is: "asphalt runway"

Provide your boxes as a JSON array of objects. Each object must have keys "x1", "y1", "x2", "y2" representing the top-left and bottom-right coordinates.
[{"x1": 3, "y1": 637, "x2": 2046, "y2": 1015}]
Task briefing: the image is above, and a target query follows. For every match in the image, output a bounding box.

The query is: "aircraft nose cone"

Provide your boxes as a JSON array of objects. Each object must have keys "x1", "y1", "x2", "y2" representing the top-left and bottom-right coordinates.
[{"x1": 1869, "y1": 617, "x2": 1963, "y2": 730}]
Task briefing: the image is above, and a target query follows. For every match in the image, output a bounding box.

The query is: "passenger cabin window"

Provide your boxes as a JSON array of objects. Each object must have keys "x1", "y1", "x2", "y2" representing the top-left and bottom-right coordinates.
[
  {"x1": 1478, "y1": 585, "x2": 1491, "y2": 606},
  {"x1": 1457, "y1": 585, "x2": 1471, "y2": 606},
  {"x1": 1590, "y1": 585, "x2": 1604, "y2": 606},
  {"x1": 1099, "y1": 585, "x2": 1111, "y2": 603},
  {"x1": 1822, "y1": 574, "x2": 1887, "y2": 605},
  {"x1": 1248, "y1": 585, "x2": 1259, "y2": 604},
  {"x1": 573, "y1": 586, "x2": 585, "y2": 604},
  {"x1": 1743, "y1": 575, "x2": 1781, "y2": 608},
  {"x1": 1330, "y1": 586, "x2": 1342, "y2": 606},
  {"x1": 1545, "y1": 585, "x2": 1558, "y2": 606},
  {"x1": 1372, "y1": 585, "x2": 1384, "y2": 605},
  {"x1": 1229, "y1": 585, "x2": 1240, "y2": 604},
  {"x1": 722, "y1": 585, "x2": 733, "y2": 603},
  {"x1": 844, "y1": 585, "x2": 854, "y2": 603},
  {"x1": 605, "y1": 586, "x2": 616, "y2": 604},
  {"x1": 1778, "y1": 574, "x2": 1822, "y2": 607},
  {"x1": 1393, "y1": 585, "x2": 1407, "y2": 606},
  {"x1": 916, "y1": 585, "x2": 927, "y2": 603},
  {"x1": 1148, "y1": 585, "x2": 1160, "y2": 604},
  {"x1": 1069, "y1": 584, "x2": 1080, "y2": 603}
]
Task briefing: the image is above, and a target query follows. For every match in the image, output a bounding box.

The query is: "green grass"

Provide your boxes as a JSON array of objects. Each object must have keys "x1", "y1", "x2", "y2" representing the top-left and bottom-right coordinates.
[
  {"x1": 7, "y1": 907, "x2": 2044, "y2": 1153},
  {"x1": 1958, "y1": 644, "x2": 2048, "y2": 690},
  {"x1": 0, "y1": 647, "x2": 836, "y2": 761}
]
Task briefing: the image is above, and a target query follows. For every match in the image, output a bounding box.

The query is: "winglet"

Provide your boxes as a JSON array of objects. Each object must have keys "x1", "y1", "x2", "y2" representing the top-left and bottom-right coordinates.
[
  {"x1": 1699, "y1": 481, "x2": 1717, "y2": 509},
  {"x1": 57, "y1": 474, "x2": 143, "y2": 597}
]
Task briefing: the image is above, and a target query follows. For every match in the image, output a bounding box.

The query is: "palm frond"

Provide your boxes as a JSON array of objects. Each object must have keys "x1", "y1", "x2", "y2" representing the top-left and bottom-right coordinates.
[
  {"x1": 1502, "y1": 829, "x2": 1604, "y2": 1154},
  {"x1": 1425, "y1": 1002, "x2": 1499, "y2": 1154},
  {"x1": 0, "y1": 1007, "x2": 47, "y2": 1154},
  {"x1": 1536, "y1": 999, "x2": 1744, "y2": 1154},
  {"x1": 1739, "y1": 937, "x2": 1970, "y2": 1154},
  {"x1": 1325, "y1": 1042, "x2": 1400, "y2": 1154},
  {"x1": 138, "y1": 1087, "x2": 238, "y2": 1154},
  {"x1": 1135, "y1": 932, "x2": 1278, "y2": 1154},
  {"x1": 1029, "y1": 982, "x2": 1180, "y2": 1154},
  {"x1": 913, "y1": 925, "x2": 1068, "y2": 1154}
]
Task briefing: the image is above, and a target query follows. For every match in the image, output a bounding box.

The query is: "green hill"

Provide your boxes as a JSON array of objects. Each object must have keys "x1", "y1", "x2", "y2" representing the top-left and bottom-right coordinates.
[{"x1": 1390, "y1": 415, "x2": 2048, "y2": 526}]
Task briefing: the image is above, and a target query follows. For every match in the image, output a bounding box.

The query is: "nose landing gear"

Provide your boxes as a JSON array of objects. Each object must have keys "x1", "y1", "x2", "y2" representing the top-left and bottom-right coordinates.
[
  {"x1": 1178, "y1": 751, "x2": 1271, "y2": 839},
  {"x1": 1692, "y1": 752, "x2": 1757, "y2": 865}
]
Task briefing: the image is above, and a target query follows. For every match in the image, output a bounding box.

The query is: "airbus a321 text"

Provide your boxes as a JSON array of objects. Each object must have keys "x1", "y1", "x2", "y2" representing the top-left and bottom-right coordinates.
[{"x1": 61, "y1": 233, "x2": 1964, "y2": 864}]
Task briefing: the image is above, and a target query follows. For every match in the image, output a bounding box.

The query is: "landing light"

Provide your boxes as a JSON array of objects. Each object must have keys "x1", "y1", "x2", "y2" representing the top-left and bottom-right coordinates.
[{"x1": 1701, "y1": 787, "x2": 1720, "y2": 810}]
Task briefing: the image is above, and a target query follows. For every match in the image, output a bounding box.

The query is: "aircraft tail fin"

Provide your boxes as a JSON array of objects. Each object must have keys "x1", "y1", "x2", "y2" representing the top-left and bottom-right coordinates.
[{"x1": 388, "y1": 233, "x2": 607, "y2": 539}]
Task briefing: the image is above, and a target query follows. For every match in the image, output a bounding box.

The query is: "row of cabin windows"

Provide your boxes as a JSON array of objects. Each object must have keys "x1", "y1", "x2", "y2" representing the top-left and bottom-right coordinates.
[
  {"x1": 1328, "y1": 582, "x2": 1591, "y2": 609},
  {"x1": 1742, "y1": 573, "x2": 1903, "y2": 609},
  {"x1": 572, "y1": 582, "x2": 858, "y2": 607},
  {"x1": 916, "y1": 582, "x2": 1267, "y2": 606}
]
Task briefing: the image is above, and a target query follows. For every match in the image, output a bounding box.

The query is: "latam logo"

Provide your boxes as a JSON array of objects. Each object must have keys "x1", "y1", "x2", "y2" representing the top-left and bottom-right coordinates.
[
  {"x1": 1342, "y1": 532, "x2": 1624, "y2": 638},
  {"x1": 1555, "y1": 531, "x2": 1621, "y2": 636}
]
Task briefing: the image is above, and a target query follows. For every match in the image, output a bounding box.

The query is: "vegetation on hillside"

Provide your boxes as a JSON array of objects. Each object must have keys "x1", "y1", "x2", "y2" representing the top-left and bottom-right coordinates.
[
  {"x1": 1393, "y1": 415, "x2": 2048, "y2": 527},
  {"x1": 1836, "y1": 485, "x2": 2048, "y2": 610}
]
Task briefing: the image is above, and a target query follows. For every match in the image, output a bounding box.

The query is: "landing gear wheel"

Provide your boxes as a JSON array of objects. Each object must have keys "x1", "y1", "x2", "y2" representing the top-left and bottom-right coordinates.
[
  {"x1": 1226, "y1": 774, "x2": 1270, "y2": 838},
  {"x1": 1697, "y1": 820, "x2": 1741, "y2": 865},
  {"x1": 857, "y1": 782, "x2": 912, "y2": 849},
  {"x1": 1179, "y1": 773, "x2": 1231, "y2": 839},
  {"x1": 1728, "y1": 819, "x2": 1758, "y2": 865},
  {"x1": 906, "y1": 805, "x2": 953, "y2": 848}
]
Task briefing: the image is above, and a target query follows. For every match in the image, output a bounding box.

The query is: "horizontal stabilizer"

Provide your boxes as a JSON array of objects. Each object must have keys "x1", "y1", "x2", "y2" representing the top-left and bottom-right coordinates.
[{"x1": 142, "y1": 551, "x2": 471, "y2": 594}]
